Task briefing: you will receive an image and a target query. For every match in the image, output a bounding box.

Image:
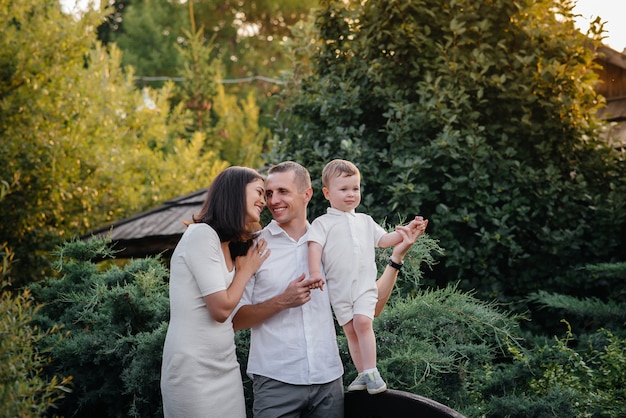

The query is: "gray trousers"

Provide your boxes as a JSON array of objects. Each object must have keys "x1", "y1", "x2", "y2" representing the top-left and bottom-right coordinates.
[{"x1": 252, "y1": 374, "x2": 344, "y2": 418}]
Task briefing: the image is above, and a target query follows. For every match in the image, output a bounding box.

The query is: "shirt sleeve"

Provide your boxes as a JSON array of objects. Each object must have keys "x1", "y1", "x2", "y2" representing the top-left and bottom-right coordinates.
[
  {"x1": 308, "y1": 217, "x2": 327, "y2": 246},
  {"x1": 369, "y1": 216, "x2": 387, "y2": 247},
  {"x1": 183, "y1": 225, "x2": 228, "y2": 296}
]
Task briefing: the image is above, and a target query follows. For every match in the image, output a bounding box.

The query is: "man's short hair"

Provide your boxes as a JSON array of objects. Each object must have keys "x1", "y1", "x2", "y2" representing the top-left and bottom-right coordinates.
[{"x1": 268, "y1": 161, "x2": 312, "y2": 192}]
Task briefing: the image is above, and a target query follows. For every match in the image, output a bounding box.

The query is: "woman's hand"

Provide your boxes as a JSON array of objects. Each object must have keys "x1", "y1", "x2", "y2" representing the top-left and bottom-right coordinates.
[
  {"x1": 207, "y1": 239, "x2": 271, "y2": 323},
  {"x1": 235, "y1": 238, "x2": 270, "y2": 277},
  {"x1": 392, "y1": 216, "x2": 428, "y2": 263}
]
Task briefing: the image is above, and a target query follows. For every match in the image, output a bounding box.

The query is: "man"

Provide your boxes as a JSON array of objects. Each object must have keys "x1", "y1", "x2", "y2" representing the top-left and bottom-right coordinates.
[{"x1": 233, "y1": 161, "x2": 426, "y2": 417}]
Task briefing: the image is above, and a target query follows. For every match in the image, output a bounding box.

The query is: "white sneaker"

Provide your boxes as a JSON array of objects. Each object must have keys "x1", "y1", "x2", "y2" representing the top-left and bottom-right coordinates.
[
  {"x1": 347, "y1": 373, "x2": 367, "y2": 391},
  {"x1": 364, "y1": 370, "x2": 387, "y2": 394}
]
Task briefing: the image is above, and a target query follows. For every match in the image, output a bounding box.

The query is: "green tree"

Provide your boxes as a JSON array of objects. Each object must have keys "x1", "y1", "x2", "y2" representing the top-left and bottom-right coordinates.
[
  {"x1": 108, "y1": 0, "x2": 315, "y2": 80},
  {"x1": 173, "y1": 28, "x2": 269, "y2": 168},
  {"x1": 270, "y1": 0, "x2": 626, "y2": 300},
  {"x1": 110, "y1": 0, "x2": 188, "y2": 81},
  {"x1": 105, "y1": 0, "x2": 317, "y2": 125},
  {"x1": 0, "y1": 182, "x2": 69, "y2": 417},
  {"x1": 0, "y1": 0, "x2": 227, "y2": 285}
]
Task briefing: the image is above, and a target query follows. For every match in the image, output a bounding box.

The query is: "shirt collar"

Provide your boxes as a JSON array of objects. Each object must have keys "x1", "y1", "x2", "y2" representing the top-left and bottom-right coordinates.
[
  {"x1": 327, "y1": 207, "x2": 356, "y2": 217},
  {"x1": 266, "y1": 219, "x2": 311, "y2": 238}
]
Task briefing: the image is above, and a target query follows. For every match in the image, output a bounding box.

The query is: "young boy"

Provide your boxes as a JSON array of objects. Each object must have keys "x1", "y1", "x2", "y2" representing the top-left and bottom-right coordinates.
[{"x1": 307, "y1": 159, "x2": 427, "y2": 394}]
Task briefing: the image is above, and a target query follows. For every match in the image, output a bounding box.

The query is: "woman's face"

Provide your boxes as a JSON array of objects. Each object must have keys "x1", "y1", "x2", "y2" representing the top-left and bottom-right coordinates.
[{"x1": 245, "y1": 178, "x2": 266, "y2": 224}]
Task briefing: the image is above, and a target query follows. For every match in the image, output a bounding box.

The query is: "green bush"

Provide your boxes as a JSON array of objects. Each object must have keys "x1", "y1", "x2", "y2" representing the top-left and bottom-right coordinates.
[
  {"x1": 480, "y1": 323, "x2": 626, "y2": 418},
  {"x1": 365, "y1": 297, "x2": 626, "y2": 417},
  {"x1": 339, "y1": 284, "x2": 523, "y2": 416},
  {"x1": 30, "y1": 238, "x2": 169, "y2": 417},
  {"x1": 0, "y1": 243, "x2": 70, "y2": 417},
  {"x1": 28, "y1": 237, "x2": 626, "y2": 417}
]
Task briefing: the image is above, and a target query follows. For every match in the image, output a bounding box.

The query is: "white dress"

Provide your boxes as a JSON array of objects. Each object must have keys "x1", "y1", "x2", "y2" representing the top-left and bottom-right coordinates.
[{"x1": 161, "y1": 223, "x2": 246, "y2": 418}]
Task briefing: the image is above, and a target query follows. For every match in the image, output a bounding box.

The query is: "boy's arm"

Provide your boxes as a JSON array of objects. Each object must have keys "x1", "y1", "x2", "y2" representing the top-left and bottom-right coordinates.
[
  {"x1": 307, "y1": 241, "x2": 325, "y2": 290},
  {"x1": 377, "y1": 231, "x2": 402, "y2": 248},
  {"x1": 377, "y1": 215, "x2": 427, "y2": 248}
]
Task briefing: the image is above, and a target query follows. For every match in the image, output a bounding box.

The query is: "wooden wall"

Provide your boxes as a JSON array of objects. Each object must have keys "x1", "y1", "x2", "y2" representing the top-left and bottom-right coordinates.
[{"x1": 595, "y1": 46, "x2": 626, "y2": 121}]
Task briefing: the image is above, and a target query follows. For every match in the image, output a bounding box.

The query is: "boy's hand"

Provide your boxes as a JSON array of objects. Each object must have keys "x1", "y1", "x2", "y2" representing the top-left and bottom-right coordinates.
[{"x1": 307, "y1": 273, "x2": 325, "y2": 291}]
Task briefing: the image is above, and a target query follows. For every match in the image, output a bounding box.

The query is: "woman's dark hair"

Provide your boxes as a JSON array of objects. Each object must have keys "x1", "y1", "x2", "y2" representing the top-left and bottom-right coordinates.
[{"x1": 193, "y1": 166, "x2": 264, "y2": 257}]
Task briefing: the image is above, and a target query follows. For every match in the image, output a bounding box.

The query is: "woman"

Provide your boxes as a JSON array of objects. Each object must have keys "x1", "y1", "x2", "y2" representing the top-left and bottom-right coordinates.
[{"x1": 161, "y1": 166, "x2": 270, "y2": 417}]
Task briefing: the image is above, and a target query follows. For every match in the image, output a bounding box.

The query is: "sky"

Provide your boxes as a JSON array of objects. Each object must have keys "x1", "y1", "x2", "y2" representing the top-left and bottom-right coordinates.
[
  {"x1": 60, "y1": 0, "x2": 625, "y2": 52},
  {"x1": 573, "y1": 0, "x2": 626, "y2": 52}
]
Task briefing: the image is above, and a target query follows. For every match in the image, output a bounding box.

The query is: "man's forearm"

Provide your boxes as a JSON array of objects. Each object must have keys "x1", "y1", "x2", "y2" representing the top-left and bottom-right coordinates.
[
  {"x1": 234, "y1": 273, "x2": 313, "y2": 330},
  {"x1": 233, "y1": 296, "x2": 286, "y2": 331}
]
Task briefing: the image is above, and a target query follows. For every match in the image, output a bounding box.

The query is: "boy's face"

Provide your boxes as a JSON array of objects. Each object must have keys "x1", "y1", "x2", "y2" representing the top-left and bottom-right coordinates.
[{"x1": 322, "y1": 174, "x2": 361, "y2": 212}]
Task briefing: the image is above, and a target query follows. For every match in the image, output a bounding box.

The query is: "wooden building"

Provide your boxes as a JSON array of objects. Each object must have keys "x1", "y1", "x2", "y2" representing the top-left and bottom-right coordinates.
[
  {"x1": 595, "y1": 45, "x2": 626, "y2": 149},
  {"x1": 86, "y1": 188, "x2": 207, "y2": 259}
]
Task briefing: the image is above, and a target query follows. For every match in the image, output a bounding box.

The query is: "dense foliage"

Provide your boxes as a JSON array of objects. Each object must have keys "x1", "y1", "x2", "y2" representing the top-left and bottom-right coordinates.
[
  {"x1": 29, "y1": 237, "x2": 626, "y2": 417},
  {"x1": 29, "y1": 239, "x2": 169, "y2": 417},
  {"x1": 270, "y1": 0, "x2": 626, "y2": 302},
  {"x1": 0, "y1": 184, "x2": 69, "y2": 417},
  {"x1": 0, "y1": 0, "x2": 266, "y2": 284},
  {"x1": 105, "y1": 0, "x2": 315, "y2": 92},
  {"x1": 3, "y1": 0, "x2": 626, "y2": 416},
  {"x1": 101, "y1": 0, "x2": 320, "y2": 138},
  {"x1": 0, "y1": 282, "x2": 69, "y2": 418},
  {"x1": 174, "y1": 28, "x2": 269, "y2": 169}
]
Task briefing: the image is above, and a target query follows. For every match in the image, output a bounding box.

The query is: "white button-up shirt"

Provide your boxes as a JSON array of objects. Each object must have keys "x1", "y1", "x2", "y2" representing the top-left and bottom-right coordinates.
[
  {"x1": 308, "y1": 208, "x2": 386, "y2": 326},
  {"x1": 237, "y1": 220, "x2": 343, "y2": 385}
]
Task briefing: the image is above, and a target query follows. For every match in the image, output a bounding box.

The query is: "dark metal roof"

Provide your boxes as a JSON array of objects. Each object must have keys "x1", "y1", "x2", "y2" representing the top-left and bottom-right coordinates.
[{"x1": 85, "y1": 188, "x2": 207, "y2": 259}]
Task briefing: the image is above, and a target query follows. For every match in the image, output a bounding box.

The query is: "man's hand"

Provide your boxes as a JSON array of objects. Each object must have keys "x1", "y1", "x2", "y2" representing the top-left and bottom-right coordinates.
[{"x1": 278, "y1": 273, "x2": 319, "y2": 308}]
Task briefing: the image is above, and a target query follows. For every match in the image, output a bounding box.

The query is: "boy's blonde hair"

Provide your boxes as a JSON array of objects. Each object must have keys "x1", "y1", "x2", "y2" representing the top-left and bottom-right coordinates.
[{"x1": 322, "y1": 159, "x2": 360, "y2": 188}]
